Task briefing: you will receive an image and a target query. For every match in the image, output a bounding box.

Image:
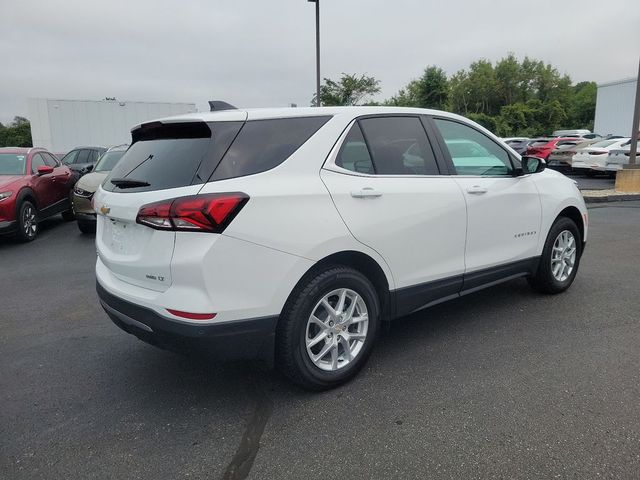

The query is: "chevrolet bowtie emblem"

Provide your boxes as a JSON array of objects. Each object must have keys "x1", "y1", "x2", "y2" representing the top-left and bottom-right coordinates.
[{"x1": 100, "y1": 205, "x2": 111, "y2": 215}]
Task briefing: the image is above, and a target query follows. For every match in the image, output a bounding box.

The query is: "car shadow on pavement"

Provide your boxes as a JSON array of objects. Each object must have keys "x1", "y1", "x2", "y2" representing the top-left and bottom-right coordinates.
[{"x1": 0, "y1": 215, "x2": 93, "y2": 248}]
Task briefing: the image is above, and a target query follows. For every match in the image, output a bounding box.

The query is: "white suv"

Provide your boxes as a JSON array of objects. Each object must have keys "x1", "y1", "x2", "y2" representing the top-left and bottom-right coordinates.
[{"x1": 94, "y1": 107, "x2": 587, "y2": 390}]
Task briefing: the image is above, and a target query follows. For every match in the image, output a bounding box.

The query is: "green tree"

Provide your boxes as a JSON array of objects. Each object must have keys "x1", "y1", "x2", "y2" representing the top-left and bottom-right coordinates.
[
  {"x1": 312, "y1": 73, "x2": 381, "y2": 106},
  {"x1": 387, "y1": 66, "x2": 449, "y2": 109},
  {"x1": 0, "y1": 116, "x2": 32, "y2": 147},
  {"x1": 568, "y1": 81, "x2": 597, "y2": 130}
]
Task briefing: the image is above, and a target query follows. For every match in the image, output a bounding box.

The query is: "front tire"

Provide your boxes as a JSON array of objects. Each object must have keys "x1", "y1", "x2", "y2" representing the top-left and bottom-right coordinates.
[
  {"x1": 16, "y1": 201, "x2": 38, "y2": 242},
  {"x1": 528, "y1": 217, "x2": 582, "y2": 294},
  {"x1": 61, "y1": 209, "x2": 75, "y2": 221},
  {"x1": 276, "y1": 266, "x2": 380, "y2": 390},
  {"x1": 77, "y1": 219, "x2": 96, "y2": 234}
]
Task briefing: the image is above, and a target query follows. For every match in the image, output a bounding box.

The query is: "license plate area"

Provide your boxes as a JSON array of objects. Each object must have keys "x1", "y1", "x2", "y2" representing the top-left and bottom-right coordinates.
[{"x1": 103, "y1": 218, "x2": 141, "y2": 255}]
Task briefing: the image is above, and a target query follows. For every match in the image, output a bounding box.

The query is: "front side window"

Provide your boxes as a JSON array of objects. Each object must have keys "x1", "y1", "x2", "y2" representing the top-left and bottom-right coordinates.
[
  {"x1": 31, "y1": 153, "x2": 46, "y2": 174},
  {"x1": 76, "y1": 149, "x2": 91, "y2": 164},
  {"x1": 335, "y1": 123, "x2": 375, "y2": 174},
  {"x1": 434, "y1": 118, "x2": 513, "y2": 176},
  {"x1": 61, "y1": 150, "x2": 78, "y2": 165},
  {"x1": 42, "y1": 152, "x2": 59, "y2": 167},
  {"x1": 358, "y1": 117, "x2": 439, "y2": 175}
]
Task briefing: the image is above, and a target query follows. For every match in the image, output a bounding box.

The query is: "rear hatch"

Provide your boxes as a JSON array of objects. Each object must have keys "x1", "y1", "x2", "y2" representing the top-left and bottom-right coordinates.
[{"x1": 95, "y1": 116, "x2": 246, "y2": 291}]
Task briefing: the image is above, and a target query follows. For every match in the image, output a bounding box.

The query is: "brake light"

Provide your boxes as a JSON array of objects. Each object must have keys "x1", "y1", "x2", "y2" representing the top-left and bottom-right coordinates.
[{"x1": 136, "y1": 193, "x2": 249, "y2": 232}]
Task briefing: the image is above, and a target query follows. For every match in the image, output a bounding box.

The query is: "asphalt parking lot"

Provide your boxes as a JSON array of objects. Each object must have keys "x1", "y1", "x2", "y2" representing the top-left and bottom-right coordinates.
[{"x1": 2, "y1": 202, "x2": 640, "y2": 480}]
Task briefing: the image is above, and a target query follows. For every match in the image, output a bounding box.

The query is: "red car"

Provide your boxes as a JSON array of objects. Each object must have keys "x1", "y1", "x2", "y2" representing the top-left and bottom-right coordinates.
[
  {"x1": 526, "y1": 137, "x2": 579, "y2": 160},
  {"x1": 0, "y1": 147, "x2": 76, "y2": 241}
]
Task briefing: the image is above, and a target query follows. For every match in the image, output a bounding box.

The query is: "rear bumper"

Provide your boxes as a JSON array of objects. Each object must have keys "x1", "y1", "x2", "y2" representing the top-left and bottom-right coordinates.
[{"x1": 97, "y1": 281, "x2": 277, "y2": 364}]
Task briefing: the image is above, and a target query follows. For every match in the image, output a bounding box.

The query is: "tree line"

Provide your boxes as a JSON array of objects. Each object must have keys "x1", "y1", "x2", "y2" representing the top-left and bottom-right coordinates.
[
  {"x1": 314, "y1": 54, "x2": 597, "y2": 137},
  {"x1": 0, "y1": 116, "x2": 32, "y2": 147}
]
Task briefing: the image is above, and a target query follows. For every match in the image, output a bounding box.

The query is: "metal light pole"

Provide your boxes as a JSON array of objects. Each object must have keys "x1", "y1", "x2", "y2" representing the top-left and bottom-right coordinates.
[
  {"x1": 627, "y1": 58, "x2": 640, "y2": 167},
  {"x1": 308, "y1": 0, "x2": 321, "y2": 107}
]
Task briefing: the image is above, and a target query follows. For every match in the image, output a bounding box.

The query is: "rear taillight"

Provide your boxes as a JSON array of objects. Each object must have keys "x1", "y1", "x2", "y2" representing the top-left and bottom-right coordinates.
[{"x1": 136, "y1": 193, "x2": 249, "y2": 233}]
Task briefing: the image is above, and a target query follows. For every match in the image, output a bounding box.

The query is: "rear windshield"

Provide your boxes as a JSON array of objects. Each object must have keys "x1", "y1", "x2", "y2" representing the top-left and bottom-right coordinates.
[
  {"x1": 556, "y1": 141, "x2": 580, "y2": 148},
  {"x1": 211, "y1": 116, "x2": 331, "y2": 181},
  {"x1": 590, "y1": 139, "x2": 618, "y2": 149},
  {"x1": 102, "y1": 121, "x2": 243, "y2": 193},
  {"x1": 530, "y1": 140, "x2": 549, "y2": 147},
  {"x1": 103, "y1": 116, "x2": 331, "y2": 192},
  {"x1": 0, "y1": 153, "x2": 26, "y2": 175}
]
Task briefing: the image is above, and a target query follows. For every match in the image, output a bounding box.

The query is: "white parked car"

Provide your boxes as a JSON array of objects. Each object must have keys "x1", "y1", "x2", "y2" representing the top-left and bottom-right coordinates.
[
  {"x1": 571, "y1": 138, "x2": 631, "y2": 176},
  {"x1": 94, "y1": 107, "x2": 588, "y2": 390},
  {"x1": 605, "y1": 140, "x2": 638, "y2": 174}
]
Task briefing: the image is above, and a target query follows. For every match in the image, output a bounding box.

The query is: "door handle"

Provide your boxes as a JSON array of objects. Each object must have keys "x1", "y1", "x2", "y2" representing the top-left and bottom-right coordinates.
[
  {"x1": 466, "y1": 185, "x2": 488, "y2": 195},
  {"x1": 350, "y1": 187, "x2": 383, "y2": 198}
]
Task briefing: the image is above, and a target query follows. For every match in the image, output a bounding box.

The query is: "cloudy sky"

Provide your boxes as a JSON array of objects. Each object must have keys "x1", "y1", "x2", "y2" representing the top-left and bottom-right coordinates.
[{"x1": 1, "y1": 0, "x2": 638, "y2": 124}]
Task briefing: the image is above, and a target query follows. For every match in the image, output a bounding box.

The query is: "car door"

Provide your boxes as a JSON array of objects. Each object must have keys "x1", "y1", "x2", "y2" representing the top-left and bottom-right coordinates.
[
  {"x1": 73, "y1": 149, "x2": 92, "y2": 174},
  {"x1": 43, "y1": 152, "x2": 72, "y2": 204},
  {"x1": 429, "y1": 116, "x2": 542, "y2": 283},
  {"x1": 320, "y1": 115, "x2": 468, "y2": 315},
  {"x1": 29, "y1": 153, "x2": 57, "y2": 209}
]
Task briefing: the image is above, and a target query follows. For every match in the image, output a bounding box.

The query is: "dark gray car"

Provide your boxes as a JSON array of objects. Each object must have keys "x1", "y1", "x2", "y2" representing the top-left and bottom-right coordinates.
[{"x1": 60, "y1": 146, "x2": 107, "y2": 179}]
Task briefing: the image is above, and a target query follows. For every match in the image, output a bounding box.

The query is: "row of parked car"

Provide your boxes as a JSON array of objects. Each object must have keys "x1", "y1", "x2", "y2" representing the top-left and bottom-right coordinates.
[
  {"x1": 502, "y1": 130, "x2": 636, "y2": 177},
  {"x1": 0, "y1": 144, "x2": 127, "y2": 241}
]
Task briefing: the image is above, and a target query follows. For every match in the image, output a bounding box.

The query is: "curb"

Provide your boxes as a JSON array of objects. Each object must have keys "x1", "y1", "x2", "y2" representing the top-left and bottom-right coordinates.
[{"x1": 584, "y1": 194, "x2": 640, "y2": 204}]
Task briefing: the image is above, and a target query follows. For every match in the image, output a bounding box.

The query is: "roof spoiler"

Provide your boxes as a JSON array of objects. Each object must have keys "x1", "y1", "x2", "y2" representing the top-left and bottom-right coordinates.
[{"x1": 208, "y1": 101, "x2": 237, "y2": 112}]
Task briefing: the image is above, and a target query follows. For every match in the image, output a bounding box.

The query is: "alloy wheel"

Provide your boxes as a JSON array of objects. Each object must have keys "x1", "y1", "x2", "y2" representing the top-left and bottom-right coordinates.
[
  {"x1": 23, "y1": 205, "x2": 37, "y2": 238},
  {"x1": 305, "y1": 288, "x2": 369, "y2": 372},
  {"x1": 551, "y1": 230, "x2": 576, "y2": 282}
]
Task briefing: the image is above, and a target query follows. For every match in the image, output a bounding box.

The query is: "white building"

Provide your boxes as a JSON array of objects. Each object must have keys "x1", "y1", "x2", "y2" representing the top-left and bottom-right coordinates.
[
  {"x1": 27, "y1": 98, "x2": 197, "y2": 152},
  {"x1": 593, "y1": 78, "x2": 638, "y2": 137}
]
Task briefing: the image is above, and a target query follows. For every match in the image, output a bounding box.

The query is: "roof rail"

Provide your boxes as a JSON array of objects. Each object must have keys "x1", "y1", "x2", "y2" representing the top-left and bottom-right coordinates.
[{"x1": 208, "y1": 101, "x2": 237, "y2": 112}]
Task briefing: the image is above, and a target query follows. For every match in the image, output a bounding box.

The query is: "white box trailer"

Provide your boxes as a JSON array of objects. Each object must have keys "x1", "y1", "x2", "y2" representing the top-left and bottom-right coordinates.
[
  {"x1": 27, "y1": 98, "x2": 197, "y2": 153},
  {"x1": 593, "y1": 78, "x2": 638, "y2": 137}
]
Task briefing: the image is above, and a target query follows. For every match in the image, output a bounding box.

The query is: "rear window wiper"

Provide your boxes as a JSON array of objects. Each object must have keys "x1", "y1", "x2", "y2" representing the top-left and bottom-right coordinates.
[{"x1": 110, "y1": 178, "x2": 151, "y2": 188}]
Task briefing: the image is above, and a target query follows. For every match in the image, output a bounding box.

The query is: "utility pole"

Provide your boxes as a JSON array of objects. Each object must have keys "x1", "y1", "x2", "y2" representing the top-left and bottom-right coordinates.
[
  {"x1": 615, "y1": 58, "x2": 640, "y2": 192},
  {"x1": 308, "y1": 0, "x2": 321, "y2": 107},
  {"x1": 627, "y1": 58, "x2": 640, "y2": 167}
]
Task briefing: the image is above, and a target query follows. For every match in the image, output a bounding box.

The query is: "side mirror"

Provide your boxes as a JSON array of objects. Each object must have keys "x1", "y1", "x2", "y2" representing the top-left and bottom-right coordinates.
[
  {"x1": 37, "y1": 165, "x2": 54, "y2": 175},
  {"x1": 521, "y1": 156, "x2": 546, "y2": 175},
  {"x1": 86, "y1": 164, "x2": 94, "y2": 172}
]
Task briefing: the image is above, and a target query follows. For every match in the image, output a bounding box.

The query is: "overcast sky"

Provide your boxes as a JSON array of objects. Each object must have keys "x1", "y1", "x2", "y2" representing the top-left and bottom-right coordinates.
[{"x1": 1, "y1": 0, "x2": 639, "y2": 124}]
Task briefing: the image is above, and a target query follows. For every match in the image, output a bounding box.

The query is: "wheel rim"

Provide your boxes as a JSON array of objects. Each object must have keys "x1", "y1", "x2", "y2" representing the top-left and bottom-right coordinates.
[
  {"x1": 23, "y1": 205, "x2": 37, "y2": 238},
  {"x1": 551, "y1": 230, "x2": 576, "y2": 282},
  {"x1": 305, "y1": 288, "x2": 369, "y2": 372}
]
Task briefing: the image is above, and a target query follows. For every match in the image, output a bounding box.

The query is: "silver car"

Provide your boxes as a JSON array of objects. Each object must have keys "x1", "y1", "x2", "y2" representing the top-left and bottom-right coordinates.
[{"x1": 72, "y1": 144, "x2": 128, "y2": 233}]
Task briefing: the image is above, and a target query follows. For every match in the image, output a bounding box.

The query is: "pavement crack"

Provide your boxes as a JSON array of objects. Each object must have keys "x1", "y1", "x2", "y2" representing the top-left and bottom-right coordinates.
[{"x1": 221, "y1": 375, "x2": 273, "y2": 480}]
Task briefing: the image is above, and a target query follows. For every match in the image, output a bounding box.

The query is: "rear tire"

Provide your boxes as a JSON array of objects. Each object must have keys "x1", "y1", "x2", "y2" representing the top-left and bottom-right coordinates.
[
  {"x1": 77, "y1": 219, "x2": 96, "y2": 234},
  {"x1": 276, "y1": 266, "x2": 380, "y2": 390},
  {"x1": 16, "y1": 201, "x2": 38, "y2": 242},
  {"x1": 528, "y1": 217, "x2": 582, "y2": 294}
]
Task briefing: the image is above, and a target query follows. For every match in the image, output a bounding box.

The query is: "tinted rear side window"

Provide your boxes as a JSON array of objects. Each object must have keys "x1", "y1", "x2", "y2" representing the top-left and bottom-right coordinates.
[
  {"x1": 211, "y1": 116, "x2": 331, "y2": 181},
  {"x1": 335, "y1": 123, "x2": 375, "y2": 174},
  {"x1": 103, "y1": 121, "x2": 243, "y2": 193}
]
